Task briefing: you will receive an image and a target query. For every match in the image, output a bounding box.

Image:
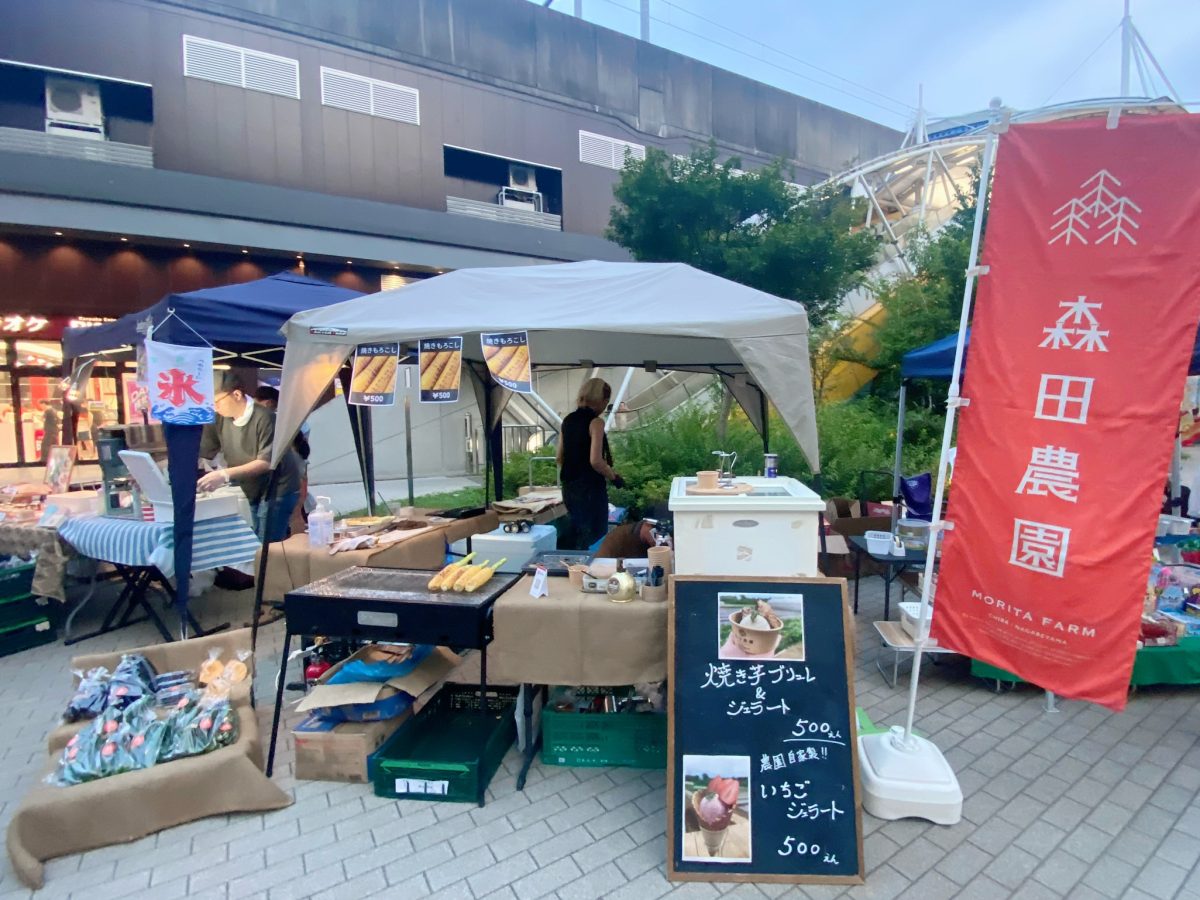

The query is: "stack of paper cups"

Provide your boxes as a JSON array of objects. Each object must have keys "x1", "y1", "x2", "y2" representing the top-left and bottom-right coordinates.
[{"x1": 648, "y1": 545, "x2": 673, "y2": 576}]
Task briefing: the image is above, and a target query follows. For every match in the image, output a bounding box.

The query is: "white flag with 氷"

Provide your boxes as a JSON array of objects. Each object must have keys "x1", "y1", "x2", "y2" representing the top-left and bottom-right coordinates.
[{"x1": 145, "y1": 337, "x2": 215, "y2": 425}]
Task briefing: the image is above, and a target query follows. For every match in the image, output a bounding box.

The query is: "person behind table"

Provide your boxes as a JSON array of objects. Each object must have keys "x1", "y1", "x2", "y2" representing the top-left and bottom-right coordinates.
[
  {"x1": 556, "y1": 377, "x2": 623, "y2": 549},
  {"x1": 254, "y1": 385, "x2": 311, "y2": 523},
  {"x1": 596, "y1": 513, "x2": 670, "y2": 559},
  {"x1": 199, "y1": 374, "x2": 301, "y2": 542}
]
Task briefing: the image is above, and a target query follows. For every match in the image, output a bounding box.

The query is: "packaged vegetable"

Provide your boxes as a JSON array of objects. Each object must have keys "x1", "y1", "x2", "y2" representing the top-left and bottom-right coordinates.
[
  {"x1": 63, "y1": 667, "x2": 111, "y2": 723},
  {"x1": 108, "y1": 654, "x2": 157, "y2": 709}
]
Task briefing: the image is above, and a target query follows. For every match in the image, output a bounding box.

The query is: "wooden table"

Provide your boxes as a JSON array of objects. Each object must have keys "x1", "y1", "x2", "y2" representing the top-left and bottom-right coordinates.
[
  {"x1": 490, "y1": 572, "x2": 668, "y2": 789},
  {"x1": 872, "y1": 621, "x2": 959, "y2": 688}
]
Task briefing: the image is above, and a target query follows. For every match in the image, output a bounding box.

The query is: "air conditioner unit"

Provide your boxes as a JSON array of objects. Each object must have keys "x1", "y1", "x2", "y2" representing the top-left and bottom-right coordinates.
[
  {"x1": 46, "y1": 76, "x2": 105, "y2": 137},
  {"x1": 508, "y1": 164, "x2": 538, "y2": 192}
]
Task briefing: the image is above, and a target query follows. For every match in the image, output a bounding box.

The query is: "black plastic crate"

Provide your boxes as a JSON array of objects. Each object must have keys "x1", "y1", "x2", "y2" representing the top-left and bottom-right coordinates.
[
  {"x1": 0, "y1": 562, "x2": 35, "y2": 602},
  {"x1": 0, "y1": 593, "x2": 52, "y2": 631},
  {"x1": 0, "y1": 616, "x2": 56, "y2": 657}
]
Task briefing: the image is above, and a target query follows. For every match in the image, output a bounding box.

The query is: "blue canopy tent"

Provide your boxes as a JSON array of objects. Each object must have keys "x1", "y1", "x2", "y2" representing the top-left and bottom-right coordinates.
[
  {"x1": 62, "y1": 272, "x2": 364, "y2": 641},
  {"x1": 891, "y1": 327, "x2": 1200, "y2": 521}
]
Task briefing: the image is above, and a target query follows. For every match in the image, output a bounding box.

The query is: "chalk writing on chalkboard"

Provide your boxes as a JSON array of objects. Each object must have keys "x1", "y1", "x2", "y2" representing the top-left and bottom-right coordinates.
[{"x1": 667, "y1": 576, "x2": 864, "y2": 885}]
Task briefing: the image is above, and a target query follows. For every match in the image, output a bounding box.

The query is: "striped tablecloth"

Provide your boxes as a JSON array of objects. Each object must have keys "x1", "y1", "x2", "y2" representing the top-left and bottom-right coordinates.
[{"x1": 58, "y1": 514, "x2": 261, "y2": 577}]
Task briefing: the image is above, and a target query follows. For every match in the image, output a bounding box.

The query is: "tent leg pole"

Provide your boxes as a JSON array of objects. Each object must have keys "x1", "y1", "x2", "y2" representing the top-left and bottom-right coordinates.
[
  {"x1": 484, "y1": 390, "x2": 493, "y2": 506},
  {"x1": 760, "y1": 389, "x2": 769, "y2": 455},
  {"x1": 405, "y1": 392, "x2": 415, "y2": 508},
  {"x1": 892, "y1": 380, "x2": 908, "y2": 531},
  {"x1": 250, "y1": 467, "x2": 282, "y2": 655}
]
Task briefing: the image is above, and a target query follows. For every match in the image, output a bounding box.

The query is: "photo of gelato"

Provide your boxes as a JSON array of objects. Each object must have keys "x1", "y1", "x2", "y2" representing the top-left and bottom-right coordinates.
[
  {"x1": 682, "y1": 755, "x2": 752, "y2": 863},
  {"x1": 718, "y1": 593, "x2": 806, "y2": 662}
]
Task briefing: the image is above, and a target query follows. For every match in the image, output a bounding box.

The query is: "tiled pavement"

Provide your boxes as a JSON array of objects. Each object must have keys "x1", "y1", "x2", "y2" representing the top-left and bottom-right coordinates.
[{"x1": 1, "y1": 577, "x2": 1199, "y2": 899}]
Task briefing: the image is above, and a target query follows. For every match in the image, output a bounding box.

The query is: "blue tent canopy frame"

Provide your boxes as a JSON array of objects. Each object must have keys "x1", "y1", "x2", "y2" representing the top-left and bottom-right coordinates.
[
  {"x1": 891, "y1": 327, "x2": 1200, "y2": 522},
  {"x1": 62, "y1": 272, "x2": 364, "y2": 642}
]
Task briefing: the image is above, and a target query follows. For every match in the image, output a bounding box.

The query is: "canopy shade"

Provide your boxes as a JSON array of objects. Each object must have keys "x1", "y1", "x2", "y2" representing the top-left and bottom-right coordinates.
[
  {"x1": 901, "y1": 326, "x2": 1200, "y2": 380},
  {"x1": 273, "y1": 260, "x2": 822, "y2": 472},
  {"x1": 62, "y1": 271, "x2": 363, "y2": 360}
]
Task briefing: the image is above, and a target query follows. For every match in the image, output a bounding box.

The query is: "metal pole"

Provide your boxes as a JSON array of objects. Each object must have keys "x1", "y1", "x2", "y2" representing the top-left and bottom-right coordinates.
[
  {"x1": 404, "y1": 372, "x2": 415, "y2": 508},
  {"x1": 640, "y1": 0, "x2": 649, "y2": 41},
  {"x1": 574, "y1": 0, "x2": 582, "y2": 15},
  {"x1": 901, "y1": 112, "x2": 1001, "y2": 746},
  {"x1": 1120, "y1": 0, "x2": 1131, "y2": 96},
  {"x1": 891, "y1": 380, "x2": 908, "y2": 532},
  {"x1": 606, "y1": 367, "x2": 636, "y2": 430}
]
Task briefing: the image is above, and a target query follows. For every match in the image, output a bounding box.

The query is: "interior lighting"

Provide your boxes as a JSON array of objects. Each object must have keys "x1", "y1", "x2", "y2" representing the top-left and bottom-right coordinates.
[
  {"x1": 242, "y1": 249, "x2": 249, "y2": 254},
  {"x1": 54, "y1": 231, "x2": 63, "y2": 237},
  {"x1": 183, "y1": 243, "x2": 191, "y2": 248},
  {"x1": 120, "y1": 237, "x2": 128, "y2": 242}
]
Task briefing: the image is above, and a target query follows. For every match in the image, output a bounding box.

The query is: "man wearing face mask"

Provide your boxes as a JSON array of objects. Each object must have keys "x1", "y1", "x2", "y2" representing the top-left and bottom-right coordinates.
[{"x1": 198, "y1": 373, "x2": 301, "y2": 543}]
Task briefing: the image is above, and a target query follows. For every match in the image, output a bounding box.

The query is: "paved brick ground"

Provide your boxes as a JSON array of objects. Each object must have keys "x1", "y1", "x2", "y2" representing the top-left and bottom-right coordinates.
[{"x1": 1, "y1": 577, "x2": 1199, "y2": 899}]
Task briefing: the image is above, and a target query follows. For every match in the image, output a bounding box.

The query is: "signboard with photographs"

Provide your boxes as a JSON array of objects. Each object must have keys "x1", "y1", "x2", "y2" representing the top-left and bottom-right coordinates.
[{"x1": 667, "y1": 575, "x2": 863, "y2": 885}]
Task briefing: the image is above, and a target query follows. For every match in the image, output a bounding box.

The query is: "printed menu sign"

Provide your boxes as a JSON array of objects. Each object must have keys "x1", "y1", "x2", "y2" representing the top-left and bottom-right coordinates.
[
  {"x1": 667, "y1": 576, "x2": 863, "y2": 885},
  {"x1": 418, "y1": 337, "x2": 463, "y2": 404},
  {"x1": 481, "y1": 331, "x2": 532, "y2": 394},
  {"x1": 349, "y1": 342, "x2": 400, "y2": 406}
]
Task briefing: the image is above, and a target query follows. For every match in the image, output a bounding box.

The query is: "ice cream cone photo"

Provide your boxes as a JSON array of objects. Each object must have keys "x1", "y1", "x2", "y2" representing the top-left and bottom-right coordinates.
[
  {"x1": 682, "y1": 755, "x2": 751, "y2": 863},
  {"x1": 718, "y1": 592, "x2": 806, "y2": 662}
]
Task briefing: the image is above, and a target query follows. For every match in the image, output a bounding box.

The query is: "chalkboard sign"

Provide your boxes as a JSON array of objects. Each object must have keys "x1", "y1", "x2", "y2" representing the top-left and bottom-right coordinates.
[{"x1": 667, "y1": 576, "x2": 863, "y2": 885}]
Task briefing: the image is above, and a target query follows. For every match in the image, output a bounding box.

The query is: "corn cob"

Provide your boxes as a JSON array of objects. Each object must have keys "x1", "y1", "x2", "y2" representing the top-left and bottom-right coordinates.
[
  {"x1": 498, "y1": 345, "x2": 530, "y2": 383},
  {"x1": 427, "y1": 551, "x2": 475, "y2": 591},
  {"x1": 486, "y1": 345, "x2": 518, "y2": 374},
  {"x1": 351, "y1": 356, "x2": 386, "y2": 393},
  {"x1": 448, "y1": 560, "x2": 490, "y2": 591},
  {"x1": 420, "y1": 350, "x2": 450, "y2": 391},
  {"x1": 463, "y1": 558, "x2": 506, "y2": 592},
  {"x1": 365, "y1": 356, "x2": 397, "y2": 394},
  {"x1": 432, "y1": 352, "x2": 461, "y2": 391}
]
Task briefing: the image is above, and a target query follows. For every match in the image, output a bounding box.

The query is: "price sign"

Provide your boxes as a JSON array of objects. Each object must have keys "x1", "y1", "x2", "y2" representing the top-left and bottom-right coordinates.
[
  {"x1": 667, "y1": 576, "x2": 863, "y2": 886},
  {"x1": 418, "y1": 337, "x2": 463, "y2": 403},
  {"x1": 349, "y1": 342, "x2": 400, "y2": 407},
  {"x1": 481, "y1": 331, "x2": 532, "y2": 393}
]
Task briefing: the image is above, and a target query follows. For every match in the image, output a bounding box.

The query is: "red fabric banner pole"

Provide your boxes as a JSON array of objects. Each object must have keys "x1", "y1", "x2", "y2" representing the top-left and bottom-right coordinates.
[{"x1": 930, "y1": 114, "x2": 1200, "y2": 711}]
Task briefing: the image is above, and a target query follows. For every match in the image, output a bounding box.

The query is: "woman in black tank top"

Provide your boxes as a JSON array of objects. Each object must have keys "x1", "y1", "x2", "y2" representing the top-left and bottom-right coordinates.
[{"x1": 556, "y1": 377, "x2": 623, "y2": 549}]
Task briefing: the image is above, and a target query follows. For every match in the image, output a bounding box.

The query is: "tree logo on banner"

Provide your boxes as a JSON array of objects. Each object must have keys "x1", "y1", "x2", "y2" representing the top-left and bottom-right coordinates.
[{"x1": 1049, "y1": 170, "x2": 1141, "y2": 247}]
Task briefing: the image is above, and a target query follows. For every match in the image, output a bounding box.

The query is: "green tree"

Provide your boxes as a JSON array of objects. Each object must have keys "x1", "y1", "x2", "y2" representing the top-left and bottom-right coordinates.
[{"x1": 607, "y1": 143, "x2": 880, "y2": 327}]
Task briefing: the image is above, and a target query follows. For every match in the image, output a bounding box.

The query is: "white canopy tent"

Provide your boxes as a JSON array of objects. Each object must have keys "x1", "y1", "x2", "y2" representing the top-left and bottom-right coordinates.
[{"x1": 270, "y1": 261, "x2": 822, "y2": 482}]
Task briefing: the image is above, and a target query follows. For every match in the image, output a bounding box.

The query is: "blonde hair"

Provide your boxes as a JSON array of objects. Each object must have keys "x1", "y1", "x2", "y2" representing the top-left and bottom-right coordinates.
[{"x1": 577, "y1": 377, "x2": 612, "y2": 410}]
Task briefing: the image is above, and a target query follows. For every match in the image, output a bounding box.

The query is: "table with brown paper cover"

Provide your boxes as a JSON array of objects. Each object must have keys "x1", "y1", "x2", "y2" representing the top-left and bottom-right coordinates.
[
  {"x1": 0, "y1": 519, "x2": 74, "y2": 602},
  {"x1": 5, "y1": 628, "x2": 291, "y2": 890},
  {"x1": 489, "y1": 572, "x2": 668, "y2": 789}
]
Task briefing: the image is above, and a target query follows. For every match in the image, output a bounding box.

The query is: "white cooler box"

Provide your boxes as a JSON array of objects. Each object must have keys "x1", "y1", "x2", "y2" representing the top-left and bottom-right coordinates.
[
  {"x1": 457, "y1": 524, "x2": 557, "y2": 573},
  {"x1": 119, "y1": 451, "x2": 242, "y2": 523},
  {"x1": 669, "y1": 475, "x2": 826, "y2": 577}
]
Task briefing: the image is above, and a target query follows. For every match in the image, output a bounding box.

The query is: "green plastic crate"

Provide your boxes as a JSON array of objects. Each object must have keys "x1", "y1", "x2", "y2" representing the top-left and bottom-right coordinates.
[
  {"x1": 541, "y1": 688, "x2": 666, "y2": 769},
  {"x1": 0, "y1": 562, "x2": 35, "y2": 602},
  {"x1": 372, "y1": 685, "x2": 517, "y2": 803},
  {"x1": 0, "y1": 615, "x2": 55, "y2": 658}
]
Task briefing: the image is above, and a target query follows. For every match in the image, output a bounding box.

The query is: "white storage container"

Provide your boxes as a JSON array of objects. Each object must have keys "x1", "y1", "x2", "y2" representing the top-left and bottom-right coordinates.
[
  {"x1": 119, "y1": 450, "x2": 243, "y2": 523},
  {"x1": 1158, "y1": 514, "x2": 1191, "y2": 537},
  {"x1": 466, "y1": 524, "x2": 557, "y2": 573},
  {"x1": 898, "y1": 601, "x2": 938, "y2": 645},
  {"x1": 668, "y1": 476, "x2": 826, "y2": 577}
]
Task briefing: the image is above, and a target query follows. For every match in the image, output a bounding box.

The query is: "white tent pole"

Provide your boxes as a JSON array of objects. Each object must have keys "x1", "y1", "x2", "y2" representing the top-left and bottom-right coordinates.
[
  {"x1": 891, "y1": 380, "x2": 907, "y2": 532},
  {"x1": 1120, "y1": 0, "x2": 1132, "y2": 96},
  {"x1": 901, "y1": 114, "x2": 1001, "y2": 746},
  {"x1": 607, "y1": 367, "x2": 636, "y2": 429}
]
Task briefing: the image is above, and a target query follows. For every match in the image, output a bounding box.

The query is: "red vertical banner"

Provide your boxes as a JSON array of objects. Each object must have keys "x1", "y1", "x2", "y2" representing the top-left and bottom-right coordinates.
[{"x1": 931, "y1": 115, "x2": 1200, "y2": 711}]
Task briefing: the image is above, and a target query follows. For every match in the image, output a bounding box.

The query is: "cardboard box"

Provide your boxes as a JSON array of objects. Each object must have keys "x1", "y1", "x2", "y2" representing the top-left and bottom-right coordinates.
[
  {"x1": 295, "y1": 645, "x2": 462, "y2": 722},
  {"x1": 292, "y1": 712, "x2": 408, "y2": 783}
]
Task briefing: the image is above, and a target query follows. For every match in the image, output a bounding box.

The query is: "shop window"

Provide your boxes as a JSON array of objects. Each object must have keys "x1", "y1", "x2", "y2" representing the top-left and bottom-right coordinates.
[
  {"x1": 19, "y1": 375, "x2": 61, "y2": 465},
  {"x1": 0, "y1": 372, "x2": 15, "y2": 465}
]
